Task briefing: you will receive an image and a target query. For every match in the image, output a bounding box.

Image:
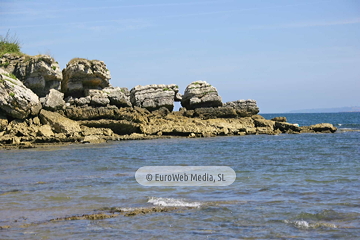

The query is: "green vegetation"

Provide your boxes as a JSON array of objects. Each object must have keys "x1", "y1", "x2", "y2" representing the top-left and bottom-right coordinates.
[
  {"x1": 52, "y1": 66, "x2": 57, "y2": 70},
  {"x1": 4, "y1": 72, "x2": 17, "y2": 80},
  {"x1": 193, "y1": 82, "x2": 201, "y2": 85},
  {"x1": 9, "y1": 92, "x2": 15, "y2": 97},
  {"x1": 163, "y1": 88, "x2": 172, "y2": 91},
  {"x1": 0, "y1": 61, "x2": 10, "y2": 67},
  {"x1": 0, "y1": 30, "x2": 22, "y2": 56}
]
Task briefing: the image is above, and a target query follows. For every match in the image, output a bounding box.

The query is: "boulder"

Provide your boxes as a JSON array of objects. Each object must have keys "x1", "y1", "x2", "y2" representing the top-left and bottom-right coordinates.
[
  {"x1": 103, "y1": 87, "x2": 131, "y2": 107},
  {"x1": 37, "y1": 125, "x2": 54, "y2": 137},
  {"x1": 61, "y1": 58, "x2": 111, "y2": 97},
  {"x1": 0, "y1": 54, "x2": 62, "y2": 97},
  {"x1": 130, "y1": 84, "x2": 179, "y2": 111},
  {"x1": 39, "y1": 109, "x2": 81, "y2": 135},
  {"x1": 43, "y1": 89, "x2": 65, "y2": 111},
  {"x1": 85, "y1": 89, "x2": 110, "y2": 107},
  {"x1": 310, "y1": 123, "x2": 337, "y2": 133},
  {"x1": 0, "y1": 69, "x2": 42, "y2": 119},
  {"x1": 271, "y1": 117, "x2": 287, "y2": 122},
  {"x1": 181, "y1": 81, "x2": 222, "y2": 110},
  {"x1": 274, "y1": 121, "x2": 300, "y2": 133},
  {"x1": 223, "y1": 99, "x2": 259, "y2": 117}
]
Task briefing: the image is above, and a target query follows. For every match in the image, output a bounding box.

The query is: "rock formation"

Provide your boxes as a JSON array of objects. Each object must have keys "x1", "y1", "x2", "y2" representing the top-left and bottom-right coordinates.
[
  {"x1": 0, "y1": 68, "x2": 42, "y2": 119},
  {"x1": 181, "y1": 81, "x2": 222, "y2": 110},
  {"x1": 130, "y1": 84, "x2": 179, "y2": 111},
  {"x1": 0, "y1": 54, "x2": 62, "y2": 97},
  {"x1": 43, "y1": 89, "x2": 65, "y2": 111},
  {"x1": 61, "y1": 58, "x2": 111, "y2": 97},
  {"x1": 223, "y1": 99, "x2": 259, "y2": 117}
]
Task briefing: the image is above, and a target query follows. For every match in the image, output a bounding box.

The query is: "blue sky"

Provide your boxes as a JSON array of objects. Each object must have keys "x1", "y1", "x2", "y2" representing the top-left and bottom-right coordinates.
[{"x1": 1, "y1": 0, "x2": 359, "y2": 113}]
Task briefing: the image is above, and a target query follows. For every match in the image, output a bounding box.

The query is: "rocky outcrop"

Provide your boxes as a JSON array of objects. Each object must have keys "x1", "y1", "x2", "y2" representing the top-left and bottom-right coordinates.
[
  {"x1": 43, "y1": 89, "x2": 65, "y2": 111},
  {"x1": 271, "y1": 117, "x2": 287, "y2": 122},
  {"x1": 300, "y1": 123, "x2": 337, "y2": 133},
  {"x1": 61, "y1": 58, "x2": 111, "y2": 97},
  {"x1": 130, "y1": 84, "x2": 179, "y2": 111},
  {"x1": 103, "y1": 87, "x2": 131, "y2": 107},
  {"x1": 39, "y1": 109, "x2": 81, "y2": 135},
  {"x1": 0, "y1": 69, "x2": 42, "y2": 119},
  {"x1": 0, "y1": 54, "x2": 62, "y2": 97},
  {"x1": 181, "y1": 81, "x2": 222, "y2": 110},
  {"x1": 223, "y1": 99, "x2": 259, "y2": 117}
]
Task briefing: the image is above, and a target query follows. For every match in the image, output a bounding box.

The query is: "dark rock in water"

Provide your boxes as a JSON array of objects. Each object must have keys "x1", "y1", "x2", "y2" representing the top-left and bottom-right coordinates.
[
  {"x1": 43, "y1": 89, "x2": 65, "y2": 111},
  {"x1": 181, "y1": 81, "x2": 222, "y2": 110},
  {"x1": 271, "y1": 117, "x2": 287, "y2": 122},
  {"x1": 130, "y1": 84, "x2": 179, "y2": 111},
  {"x1": 0, "y1": 54, "x2": 62, "y2": 97},
  {"x1": 300, "y1": 123, "x2": 337, "y2": 133},
  {"x1": 223, "y1": 99, "x2": 259, "y2": 117},
  {"x1": 274, "y1": 121, "x2": 300, "y2": 132},
  {"x1": 62, "y1": 58, "x2": 111, "y2": 97},
  {"x1": 0, "y1": 69, "x2": 42, "y2": 119}
]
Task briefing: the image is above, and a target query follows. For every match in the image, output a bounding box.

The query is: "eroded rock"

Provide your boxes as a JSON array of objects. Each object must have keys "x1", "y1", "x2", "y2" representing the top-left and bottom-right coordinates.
[
  {"x1": 0, "y1": 69, "x2": 42, "y2": 119},
  {"x1": 62, "y1": 58, "x2": 111, "y2": 97},
  {"x1": 0, "y1": 54, "x2": 62, "y2": 97},
  {"x1": 223, "y1": 99, "x2": 259, "y2": 117},
  {"x1": 39, "y1": 109, "x2": 81, "y2": 135},
  {"x1": 181, "y1": 81, "x2": 222, "y2": 110},
  {"x1": 130, "y1": 84, "x2": 179, "y2": 111},
  {"x1": 43, "y1": 89, "x2": 65, "y2": 111}
]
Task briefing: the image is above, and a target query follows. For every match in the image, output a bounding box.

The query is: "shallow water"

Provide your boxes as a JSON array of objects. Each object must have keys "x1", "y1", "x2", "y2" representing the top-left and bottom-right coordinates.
[{"x1": 1, "y1": 113, "x2": 359, "y2": 239}]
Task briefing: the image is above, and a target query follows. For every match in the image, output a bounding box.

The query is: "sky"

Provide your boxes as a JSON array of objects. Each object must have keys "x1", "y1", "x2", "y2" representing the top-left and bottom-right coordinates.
[{"x1": 1, "y1": 0, "x2": 359, "y2": 113}]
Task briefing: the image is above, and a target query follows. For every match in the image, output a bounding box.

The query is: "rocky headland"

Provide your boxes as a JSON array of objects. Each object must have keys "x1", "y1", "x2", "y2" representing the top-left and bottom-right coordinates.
[{"x1": 0, "y1": 54, "x2": 337, "y2": 149}]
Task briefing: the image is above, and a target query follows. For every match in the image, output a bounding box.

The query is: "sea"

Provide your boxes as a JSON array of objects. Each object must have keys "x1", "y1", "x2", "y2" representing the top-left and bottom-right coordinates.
[{"x1": 0, "y1": 112, "x2": 359, "y2": 239}]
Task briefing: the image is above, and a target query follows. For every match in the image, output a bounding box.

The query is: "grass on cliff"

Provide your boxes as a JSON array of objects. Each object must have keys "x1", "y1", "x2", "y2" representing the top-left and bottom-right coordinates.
[{"x1": 0, "y1": 30, "x2": 23, "y2": 56}]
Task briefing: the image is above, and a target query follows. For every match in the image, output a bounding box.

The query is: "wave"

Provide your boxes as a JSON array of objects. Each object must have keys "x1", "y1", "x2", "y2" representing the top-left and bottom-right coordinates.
[
  {"x1": 284, "y1": 220, "x2": 337, "y2": 229},
  {"x1": 148, "y1": 197, "x2": 202, "y2": 208}
]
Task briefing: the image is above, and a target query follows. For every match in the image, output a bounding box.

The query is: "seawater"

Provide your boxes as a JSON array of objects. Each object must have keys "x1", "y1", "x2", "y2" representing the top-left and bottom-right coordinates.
[{"x1": 0, "y1": 113, "x2": 359, "y2": 239}]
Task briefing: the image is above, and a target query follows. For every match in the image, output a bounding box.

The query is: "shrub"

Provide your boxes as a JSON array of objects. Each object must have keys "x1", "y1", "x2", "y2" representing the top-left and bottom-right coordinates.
[{"x1": 0, "y1": 30, "x2": 22, "y2": 56}]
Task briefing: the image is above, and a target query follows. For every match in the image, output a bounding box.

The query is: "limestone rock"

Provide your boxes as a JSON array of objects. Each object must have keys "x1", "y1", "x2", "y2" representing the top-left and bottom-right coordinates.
[
  {"x1": 275, "y1": 121, "x2": 300, "y2": 133},
  {"x1": 103, "y1": 87, "x2": 131, "y2": 107},
  {"x1": 82, "y1": 135, "x2": 106, "y2": 144},
  {"x1": 79, "y1": 119, "x2": 140, "y2": 135},
  {"x1": 85, "y1": 89, "x2": 110, "y2": 107},
  {"x1": 223, "y1": 99, "x2": 259, "y2": 117},
  {"x1": 75, "y1": 97, "x2": 91, "y2": 106},
  {"x1": 0, "y1": 112, "x2": 8, "y2": 131},
  {"x1": 130, "y1": 84, "x2": 179, "y2": 111},
  {"x1": 39, "y1": 109, "x2": 81, "y2": 135},
  {"x1": 37, "y1": 125, "x2": 54, "y2": 137},
  {"x1": 0, "y1": 69, "x2": 42, "y2": 119},
  {"x1": 271, "y1": 117, "x2": 287, "y2": 122},
  {"x1": 43, "y1": 89, "x2": 65, "y2": 111},
  {"x1": 300, "y1": 123, "x2": 337, "y2": 133},
  {"x1": 181, "y1": 81, "x2": 222, "y2": 110},
  {"x1": 62, "y1": 58, "x2": 111, "y2": 97},
  {"x1": 193, "y1": 107, "x2": 237, "y2": 119},
  {"x1": 0, "y1": 54, "x2": 62, "y2": 97}
]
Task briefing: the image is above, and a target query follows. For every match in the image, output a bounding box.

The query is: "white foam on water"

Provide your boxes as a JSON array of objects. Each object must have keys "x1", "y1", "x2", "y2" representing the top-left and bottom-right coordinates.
[
  {"x1": 284, "y1": 220, "x2": 337, "y2": 229},
  {"x1": 148, "y1": 197, "x2": 202, "y2": 208}
]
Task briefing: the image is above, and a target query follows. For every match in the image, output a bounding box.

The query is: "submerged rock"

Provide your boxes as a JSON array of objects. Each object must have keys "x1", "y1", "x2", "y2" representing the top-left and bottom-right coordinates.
[
  {"x1": 0, "y1": 69, "x2": 42, "y2": 119},
  {"x1": 62, "y1": 58, "x2": 111, "y2": 97},
  {"x1": 181, "y1": 81, "x2": 222, "y2": 110},
  {"x1": 130, "y1": 84, "x2": 179, "y2": 111},
  {"x1": 0, "y1": 54, "x2": 62, "y2": 97}
]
